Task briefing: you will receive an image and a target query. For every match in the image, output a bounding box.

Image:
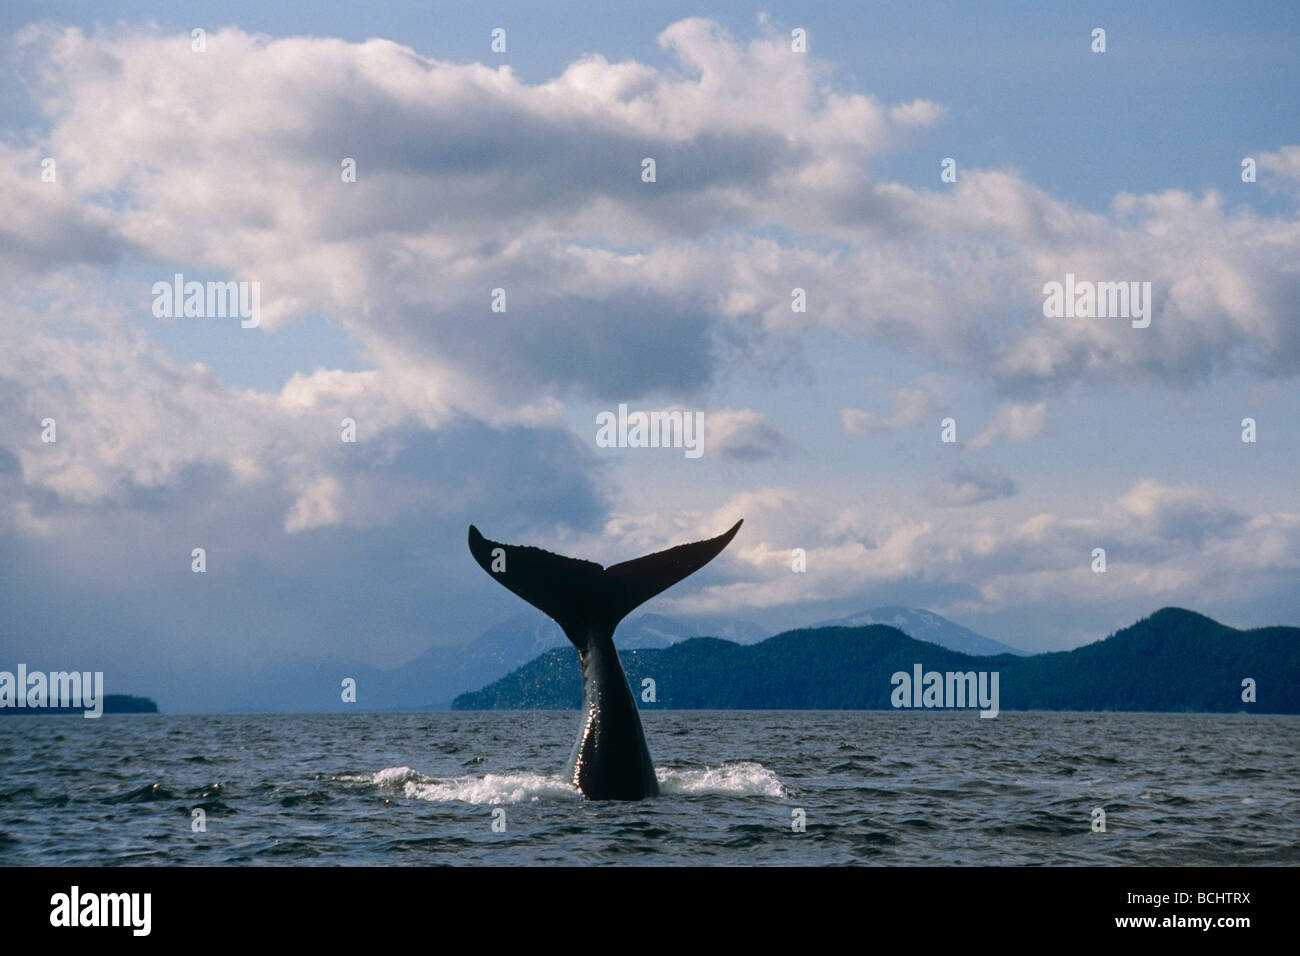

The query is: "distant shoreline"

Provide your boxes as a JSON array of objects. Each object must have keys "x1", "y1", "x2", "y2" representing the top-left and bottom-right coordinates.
[{"x1": 0, "y1": 694, "x2": 158, "y2": 716}]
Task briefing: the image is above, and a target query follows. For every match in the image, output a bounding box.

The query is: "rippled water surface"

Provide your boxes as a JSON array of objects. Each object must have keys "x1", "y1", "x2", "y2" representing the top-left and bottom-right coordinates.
[{"x1": 1, "y1": 711, "x2": 1295, "y2": 865}]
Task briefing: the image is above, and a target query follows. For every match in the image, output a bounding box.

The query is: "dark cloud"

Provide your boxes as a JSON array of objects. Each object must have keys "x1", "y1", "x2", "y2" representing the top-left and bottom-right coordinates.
[{"x1": 929, "y1": 468, "x2": 1018, "y2": 507}]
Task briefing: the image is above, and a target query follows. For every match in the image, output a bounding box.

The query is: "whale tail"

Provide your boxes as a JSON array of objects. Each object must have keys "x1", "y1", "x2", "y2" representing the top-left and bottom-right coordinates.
[{"x1": 467, "y1": 520, "x2": 743, "y2": 648}]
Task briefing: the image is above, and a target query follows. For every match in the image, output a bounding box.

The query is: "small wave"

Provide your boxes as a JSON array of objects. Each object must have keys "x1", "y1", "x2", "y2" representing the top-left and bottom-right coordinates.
[
  {"x1": 329, "y1": 773, "x2": 374, "y2": 784},
  {"x1": 279, "y1": 790, "x2": 333, "y2": 807},
  {"x1": 656, "y1": 761, "x2": 787, "y2": 797},
  {"x1": 106, "y1": 783, "x2": 180, "y2": 804}
]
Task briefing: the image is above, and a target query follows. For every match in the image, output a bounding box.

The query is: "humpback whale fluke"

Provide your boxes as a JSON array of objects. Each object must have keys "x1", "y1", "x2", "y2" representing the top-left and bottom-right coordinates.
[{"x1": 467, "y1": 519, "x2": 743, "y2": 800}]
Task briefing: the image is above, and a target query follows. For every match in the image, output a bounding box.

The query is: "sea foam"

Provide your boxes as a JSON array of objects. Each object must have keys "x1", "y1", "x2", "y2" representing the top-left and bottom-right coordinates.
[
  {"x1": 363, "y1": 761, "x2": 787, "y2": 803},
  {"x1": 656, "y1": 761, "x2": 787, "y2": 797},
  {"x1": 372, "y1": 766, "x2": 579, "y2": 804}
]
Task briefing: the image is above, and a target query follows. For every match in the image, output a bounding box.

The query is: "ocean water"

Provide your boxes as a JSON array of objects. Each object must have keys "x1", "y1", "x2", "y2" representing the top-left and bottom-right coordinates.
[{"x1": 1, "y1": 711, "x2": 1296, "y2": 866}]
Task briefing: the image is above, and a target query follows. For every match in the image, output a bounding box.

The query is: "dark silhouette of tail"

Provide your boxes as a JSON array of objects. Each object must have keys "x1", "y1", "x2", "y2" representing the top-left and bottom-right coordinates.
[{"x1": 467, "y1": 520, "x2": 743, "y2": 648}]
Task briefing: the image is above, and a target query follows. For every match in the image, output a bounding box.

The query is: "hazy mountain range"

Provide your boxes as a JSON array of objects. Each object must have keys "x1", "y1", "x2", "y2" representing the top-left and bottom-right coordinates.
[
  {"x1": 813, "y1": 606, "x2": 1027, "y2": 656},
  {"x1": 224, "y1": 607, "x2": 1008, "y2": 713},
  {"x1": 157, "y1": 610, "x2": 768, "y2": 713},
  {"x1": 113, "y1": 605, "x2": 1006, "y2": 713}
]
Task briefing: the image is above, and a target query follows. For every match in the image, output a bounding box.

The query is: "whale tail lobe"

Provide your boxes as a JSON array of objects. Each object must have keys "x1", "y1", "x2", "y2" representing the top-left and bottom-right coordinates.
[{"x1": 466, "y1": 520, "x2": 743, "y2": 647}]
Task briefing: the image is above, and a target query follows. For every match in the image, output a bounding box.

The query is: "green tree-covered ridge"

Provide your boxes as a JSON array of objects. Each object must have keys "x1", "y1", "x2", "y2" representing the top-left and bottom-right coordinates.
[{"x1": 453, "y1": 608, "x2": 1298, "y2": 713}]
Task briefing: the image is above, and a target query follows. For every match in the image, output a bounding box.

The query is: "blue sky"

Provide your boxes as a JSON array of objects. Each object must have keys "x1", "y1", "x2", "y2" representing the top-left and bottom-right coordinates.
[{"x1": 2, "y1": 1, "x2": 1298, "y2": 706}]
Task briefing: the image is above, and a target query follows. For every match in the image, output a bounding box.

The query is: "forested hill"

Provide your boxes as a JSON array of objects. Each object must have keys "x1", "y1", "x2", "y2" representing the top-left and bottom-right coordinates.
[
  {"x1": 0, "y1": 694, "x2": 159, "y2": 715},
  {"x1": 452, "y1": 608, "x2": 1299, "y2": 713}
]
